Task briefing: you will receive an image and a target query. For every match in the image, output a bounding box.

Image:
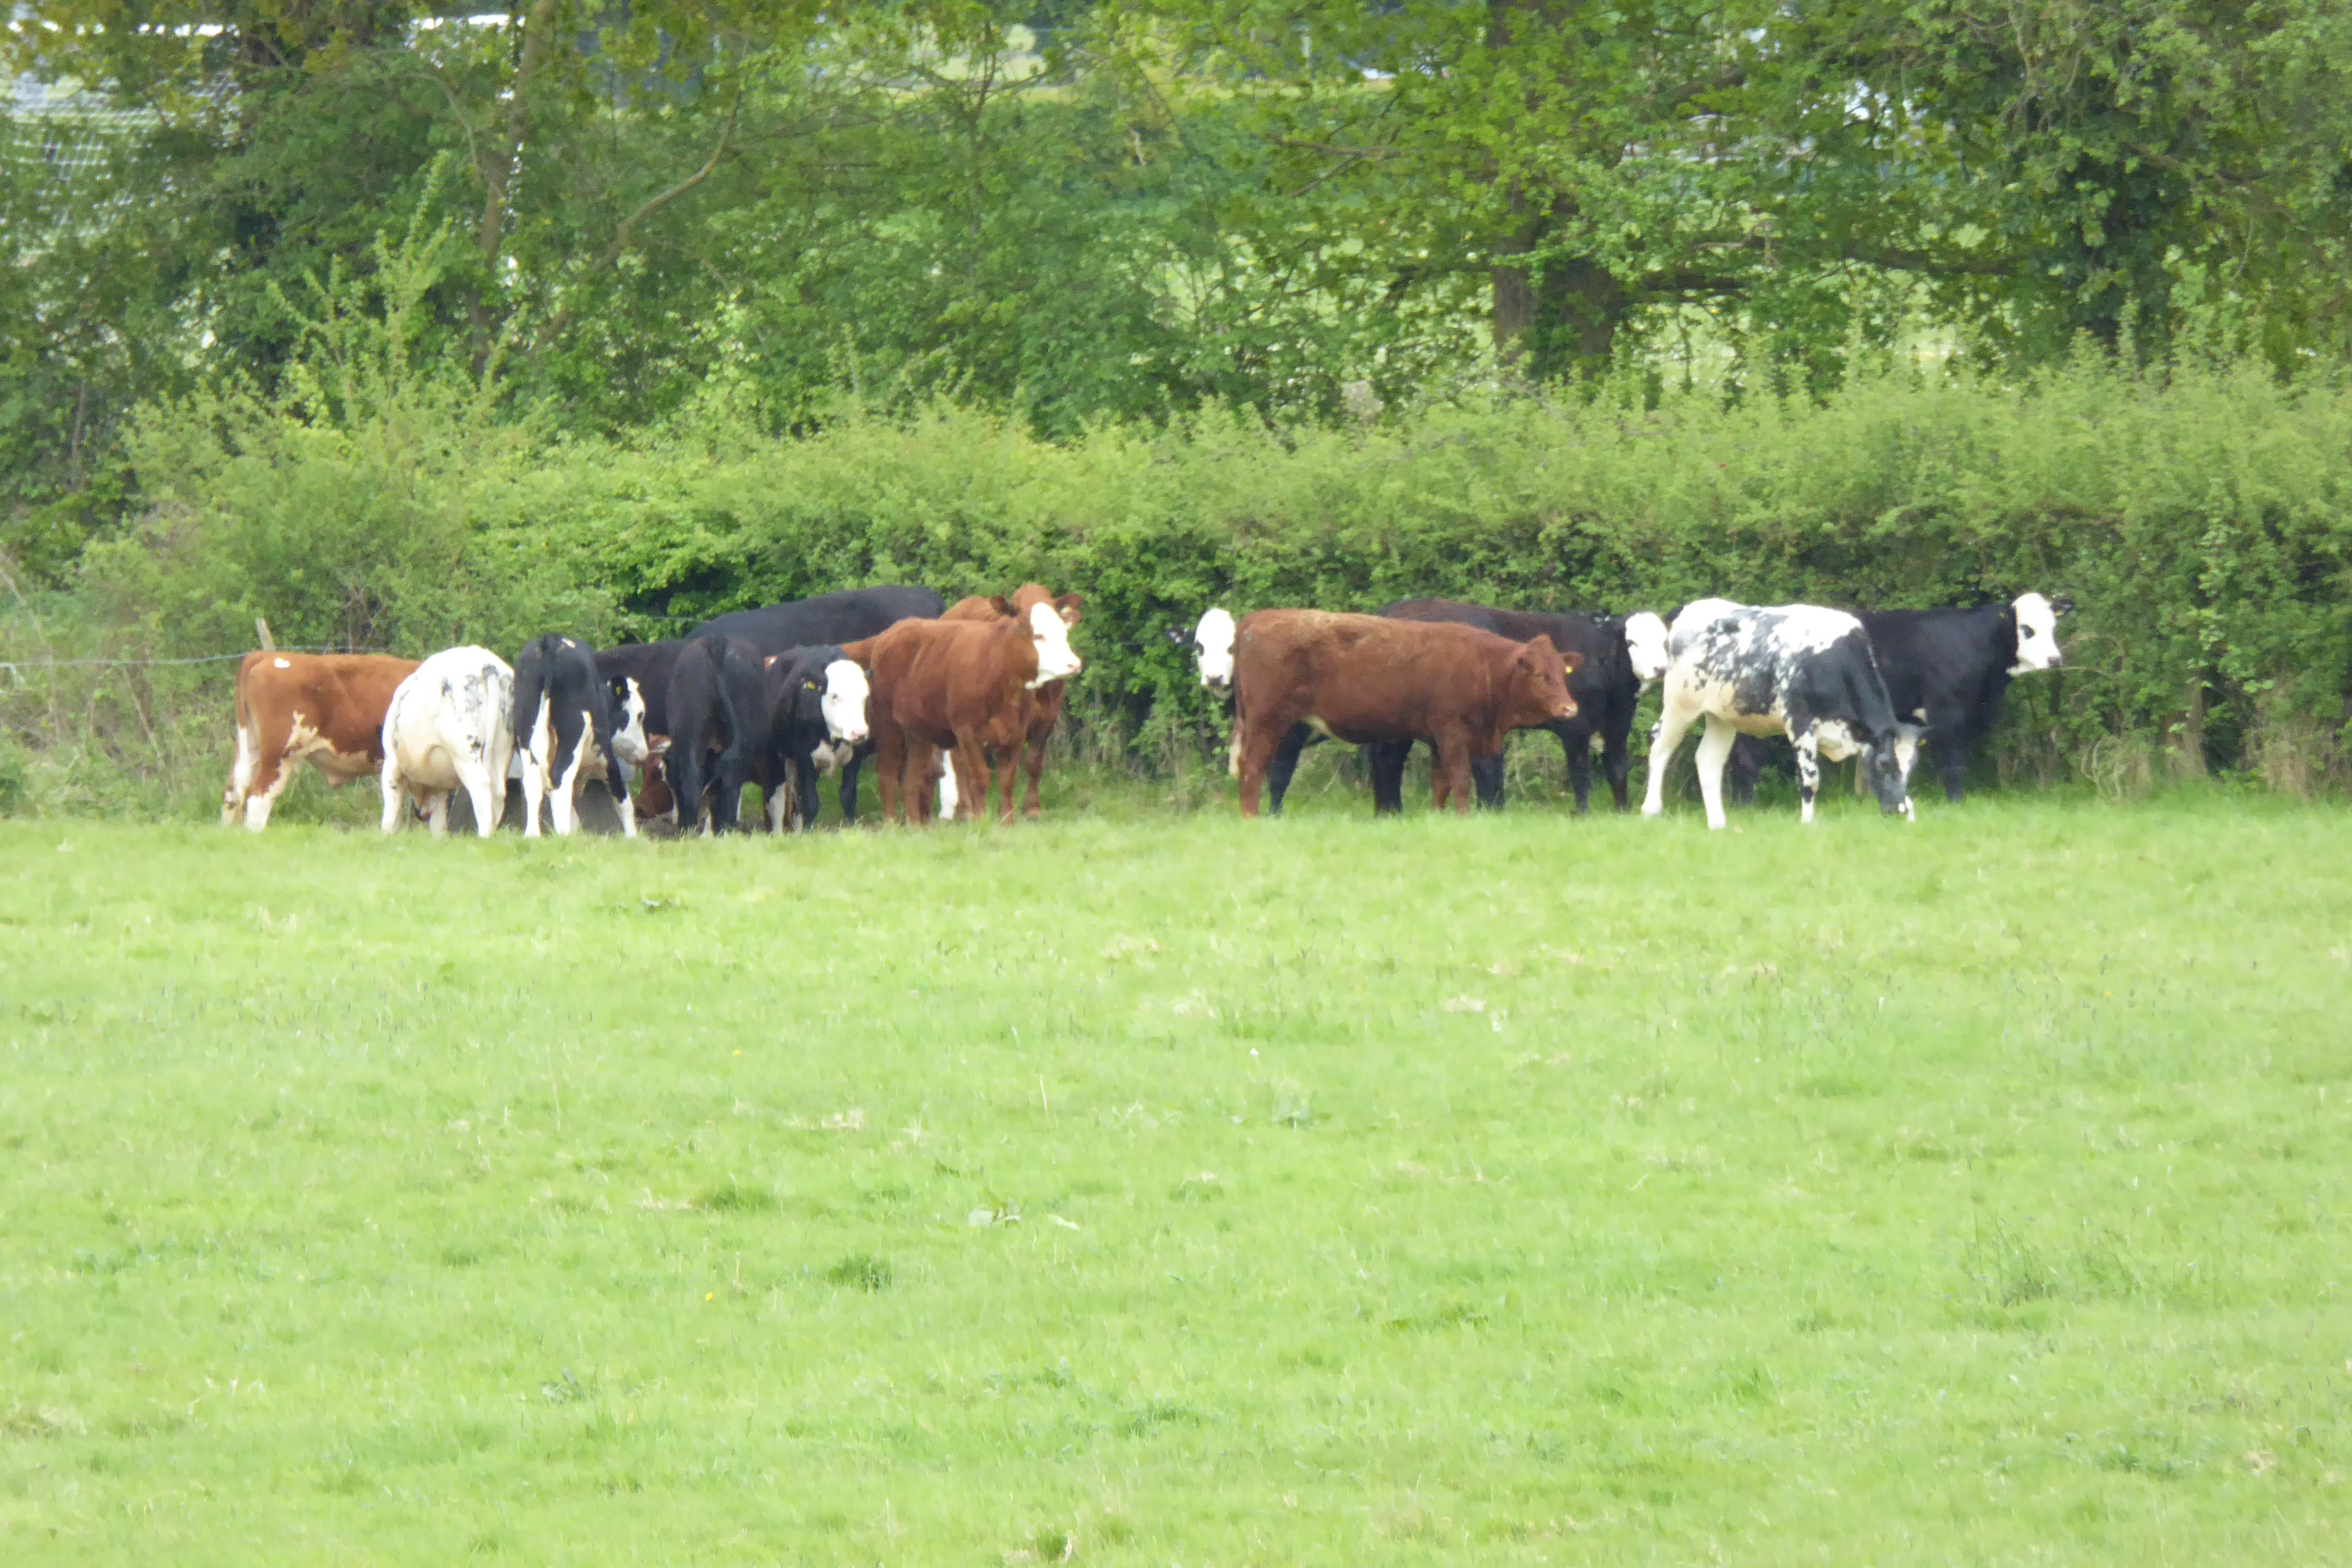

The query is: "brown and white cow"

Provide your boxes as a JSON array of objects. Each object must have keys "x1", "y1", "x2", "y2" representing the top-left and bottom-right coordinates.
[
  {"x1": 1229, "y1": 611, "x2": 1579, "y2": 817},
  {"x1": 937, "y1": 584, "x2": 1085, "y2": 818},
  {"x1": 221, "y1": 651, "x2": 422, "y2": 831},
  {"x1": 842, "y1": 601, "x2": 1083, "y2": 825}
]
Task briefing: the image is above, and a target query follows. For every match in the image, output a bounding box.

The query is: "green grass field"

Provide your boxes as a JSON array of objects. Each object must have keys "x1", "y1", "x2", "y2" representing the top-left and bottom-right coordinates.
[{"x1": 4, "y1": 787, "x2": 2350, "y2": 1564}]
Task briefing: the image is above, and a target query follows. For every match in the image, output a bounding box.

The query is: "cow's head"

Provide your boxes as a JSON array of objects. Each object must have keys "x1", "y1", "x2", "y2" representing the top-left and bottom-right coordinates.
[
  {"x1": 1620, "y1": 610, "x2": 1671, "y2": 683},
  {"x1": 1025, "y1": 600, "x2": 1083, "y2": 688},
  {"x1": 820, "y1": 657, "x2": 870, "y2": 745},
  {"x1": 1862, "y1": 729, "x2": 1915, "y2": 819},
  {"x1": 1180, "y1": 607, "x2": 1237, "y2": 691},
  {"x1": 1510, "y1": 636, "x2": 1580, "y2": 726},
  {"x1": 2009, "y1": 592, "x2": 2064, "y2": 674},
  {"x1": 608, "y1": 676, "x2": 651, "y2": 766},
  {"x1": 1010, "y1": 584, "x2": 1084, "y2": 627}
]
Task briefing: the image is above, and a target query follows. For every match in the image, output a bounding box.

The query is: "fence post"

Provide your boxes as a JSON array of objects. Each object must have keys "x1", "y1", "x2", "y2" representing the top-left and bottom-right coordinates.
[{"x1": 255, "y1": 617, "x2": 275, "y2": 652}]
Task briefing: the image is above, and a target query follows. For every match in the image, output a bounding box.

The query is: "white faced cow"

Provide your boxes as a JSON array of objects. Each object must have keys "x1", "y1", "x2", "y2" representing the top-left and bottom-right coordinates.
[
  {"x1": 380, "y1": 646, "x2": 516, "y2": 838},
  {"x1": 1642, "y1": 600, "x2": 1913, "y2": 829},
  {"x1": 513, "y1": 633, "x2": 651, "y2": 838},
  {"x1": 1170, "y1": 607, "x2": 1237, "y2": 691}
]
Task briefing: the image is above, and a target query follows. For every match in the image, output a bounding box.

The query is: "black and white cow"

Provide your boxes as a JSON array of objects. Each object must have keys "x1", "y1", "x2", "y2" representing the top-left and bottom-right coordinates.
[
  {"x1": 1364, "y1": 600, "x2": 1671, "y2": 813},
  {"x1": 1643, "y1": 599, "x2": 1913, "y2": 829},
  {"x1": 753, "y1": 644, "x2": 873, "y2": 832},
  {"x1": 687, "y1": 585, "x2": 943, "y2": 824},
  {"x1": 1723, "y1": 590, "x2": 2069, "y2": 807},
  {"x1": 513, "y1": 633, "x2": 652, "y2": 838}
]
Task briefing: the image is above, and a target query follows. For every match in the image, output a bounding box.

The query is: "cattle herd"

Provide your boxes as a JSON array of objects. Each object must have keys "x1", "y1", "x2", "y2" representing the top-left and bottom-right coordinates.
[{"x1": 219, "y1": 582, "x2": 2070, "y2": 836}]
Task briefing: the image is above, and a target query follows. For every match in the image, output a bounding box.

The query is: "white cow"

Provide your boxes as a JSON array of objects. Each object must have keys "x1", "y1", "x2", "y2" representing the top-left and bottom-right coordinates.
[{"x1": 380, "y1": 647, "x2": 516, "y2": 838}]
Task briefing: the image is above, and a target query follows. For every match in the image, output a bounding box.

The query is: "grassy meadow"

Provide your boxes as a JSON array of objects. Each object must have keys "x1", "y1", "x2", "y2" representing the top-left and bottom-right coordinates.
[{"x1": 3, "y1": 782, "x2": 2350, "y2": 1564}]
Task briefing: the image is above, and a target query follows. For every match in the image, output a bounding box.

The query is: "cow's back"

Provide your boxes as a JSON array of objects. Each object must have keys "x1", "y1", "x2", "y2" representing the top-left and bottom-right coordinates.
[
  {"x1": 1383, "y1": 598, "x2": 1631, "y2": 705},
  {"x1": 689, "y1": 586, "x2": 944, "y2": 652},
  {"x1": 238, "y1": 651, "x2": 418, "y2": 760}
]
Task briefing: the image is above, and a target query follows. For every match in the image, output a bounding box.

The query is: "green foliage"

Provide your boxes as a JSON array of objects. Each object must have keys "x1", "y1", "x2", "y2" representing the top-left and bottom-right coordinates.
[
  {"x1": 4, "y1": 802, "x2": 2350, "y2": 1558},
  {"x1": 79, "y1": 189, "x2": 609, "y2": 659}
]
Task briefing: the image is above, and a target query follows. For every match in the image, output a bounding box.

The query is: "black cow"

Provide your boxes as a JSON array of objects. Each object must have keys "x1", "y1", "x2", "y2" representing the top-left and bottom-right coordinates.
[
  {"x1": 1642, "y1": 599, "x2": 1913, "y2": 828},
  {"x1": 513, "y1": 634, "x2": 652, "y2": 837},
  {"x1": 686, "y1": 585, "x2": 944, "y2": 823},
  {"x1": 751, "y1": 644, "x2": 873, "y2": 832},
  {"x1": 663, "y1": 636, "x2": 769, "y2": 834},
  {"x1": 1724, "y1": 591, "x2": 2069, "y2": 806},
  {"x1": 1357, "y1": 599, "x2": 1673, "y2": 814}
]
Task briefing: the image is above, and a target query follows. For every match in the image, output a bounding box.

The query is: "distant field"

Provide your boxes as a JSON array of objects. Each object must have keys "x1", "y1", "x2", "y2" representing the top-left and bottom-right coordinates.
[{"x1": 3, "y1": 793, "x2": 2349, "y2": 1565}]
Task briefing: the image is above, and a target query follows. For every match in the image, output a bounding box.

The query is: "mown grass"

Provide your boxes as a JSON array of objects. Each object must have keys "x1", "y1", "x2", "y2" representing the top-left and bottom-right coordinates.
[{"x1": 2, "y1": 789, "x2": 2349, "y2": 1565}]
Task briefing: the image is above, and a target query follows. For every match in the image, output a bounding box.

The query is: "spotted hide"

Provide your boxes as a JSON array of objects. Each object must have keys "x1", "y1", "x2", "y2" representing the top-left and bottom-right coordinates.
[
  {"x1": 221, "y1": 651, "x2": 422, "y2": 831},
  {"x1": 380, "y1": 647, "x2": 516, "y2": 838},
  {"x1": 1642, "y1": 600, "x2": 1912, "y2": 829},
  {"x1": 514, "y1": 634, "x2": 650, "y2": 837}
]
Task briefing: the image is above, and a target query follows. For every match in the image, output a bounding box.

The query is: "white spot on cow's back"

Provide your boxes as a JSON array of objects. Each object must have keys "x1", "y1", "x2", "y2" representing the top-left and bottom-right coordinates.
[{"x1": 272, "y1": 657, "x2": 290, "y2": 669}]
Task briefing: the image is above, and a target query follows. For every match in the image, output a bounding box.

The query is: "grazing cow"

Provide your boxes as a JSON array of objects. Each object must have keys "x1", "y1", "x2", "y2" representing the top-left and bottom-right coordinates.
[
  {"x1": 380, "y1": 647, "x2": 516, "y2": 838},
  {"x1": 662, "y1": 636, "x2": 769, "y2": 834},
  {"x1": 1229, "y1": 611, "x2": 1578, "y2": 817},
  {"x1": 594, "y1": 640, "x2": 685, "y2": 822},
  {"x1": 1642, "y1": 600, "x2": 1911, "y2": 829},
  {"x1": 939, "y1": 585, "x2": 1085, "y2": 816},
  {"x1": 513, "y1": 634, "x2": 651, "y2": 838},
  {"x1": 686, "y1": 585, "x2": 944, "y2": 824},
  {"x1": 753, "y1": 644, "x2": 873, "y2": 832},
  {"x1": 1364, "y1": 600, "x2": 1671, "y2": 814},
  {"x1": 1721, "y1": 591, "x2": 2069, "y2": 806},
  {"x1": 222, "y1": 651, "x2": 421, "y2": 831},
  {"x1": 844, "y1": 602, "x2": 1084, "y2": 825}
]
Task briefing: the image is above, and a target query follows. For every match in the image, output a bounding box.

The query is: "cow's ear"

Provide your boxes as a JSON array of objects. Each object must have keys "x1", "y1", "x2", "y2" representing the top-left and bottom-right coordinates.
[
  {"x1": 764, "y1": 653, "x2": 780, "y2": 669},
  {"x1": 646, "y1": 735, "x2": 672, "y2": 756},
  {"x1": 2051, "y1": 596, "x2": 2076, "y2": 616},
  {"x1": 1560, "y1": 650, "x2": 1584, "y2": 674},
  {"x1": 1054, "y1": 593, "x2": 1085, "y2": 625},
  {"x1": 1162, "y1": 626, "x2": 1186, "y2": 647},
  {"x1": 988, "y1": 595, "x2": 1016, "y2": 617}
]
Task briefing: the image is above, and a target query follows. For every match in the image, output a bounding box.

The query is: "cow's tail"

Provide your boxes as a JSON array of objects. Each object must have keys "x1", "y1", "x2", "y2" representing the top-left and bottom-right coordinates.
[{"x1": 510, "y1": 639, "x2": 551, "y2": 773}]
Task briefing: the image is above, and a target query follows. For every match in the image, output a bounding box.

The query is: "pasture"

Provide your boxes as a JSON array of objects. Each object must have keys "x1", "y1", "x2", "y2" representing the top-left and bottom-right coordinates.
[{"x1": 3, "y1": 793, "x2": 2348, "y2": 1564}]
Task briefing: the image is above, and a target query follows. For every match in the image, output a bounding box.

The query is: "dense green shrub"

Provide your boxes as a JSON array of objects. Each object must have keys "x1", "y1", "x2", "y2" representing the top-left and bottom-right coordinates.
[{"x1": 8, "y1": 338, "x2": 2350, "y2": 816}]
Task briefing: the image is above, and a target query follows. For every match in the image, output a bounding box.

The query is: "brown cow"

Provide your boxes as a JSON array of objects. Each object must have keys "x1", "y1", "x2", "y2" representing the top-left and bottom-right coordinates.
[
  {"x1": 843, "y1": 600, "x2": 1084, "y2": 825},
  {"x1": 937, "y1": 585, "x2": 1085, "y2": 817},
  {"x1": 221, "y1": 651, "x2": 422, "y2": 830},
  {"x1": 1230, "y1": 611, "x2": 1579, "y2": 817}
]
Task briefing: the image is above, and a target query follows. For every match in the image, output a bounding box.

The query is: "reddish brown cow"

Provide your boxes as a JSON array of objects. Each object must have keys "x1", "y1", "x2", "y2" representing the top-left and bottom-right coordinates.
[
  {"x1": 1230, "y1": 611, "x2": 1579, "y2": 817},
  {"x1": 937, "y1": 584, "x2": 1085, "y2": 817},
  {"x1": 221, "y1": 651, "x2": 423, "y2": 830},
  {"x1": 843, "y1": 600, "x2": 1084, "y2": 825}
]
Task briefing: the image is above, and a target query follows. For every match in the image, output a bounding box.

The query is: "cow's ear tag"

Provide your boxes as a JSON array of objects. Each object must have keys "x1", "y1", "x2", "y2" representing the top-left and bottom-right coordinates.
[{"x1": 765, "y1": 654, "x2": 780, "y2": 668}]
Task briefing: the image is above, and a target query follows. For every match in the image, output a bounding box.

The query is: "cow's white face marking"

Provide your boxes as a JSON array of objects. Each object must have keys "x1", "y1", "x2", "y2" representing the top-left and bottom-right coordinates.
[
  {"x1": 1192, "y1": 607, "x2": 1236, "y2": 690},
  {"x1": 272, "y1": 657, "x2": 290, "y2": 669},
  {"x1": 2010, "y1": 591, "x2": 2062, "y2": 674},
  {"x1": 1027, "y1": 601, "x2": 1082, "y2": 687},
  {"x1": 821, "y1": 658, "x2": 870, "y2": 744},
  {"x1": 1621, "y1": 611, "x2": 1670, "y2": 682},
  {"x1": 611, "y1": 677, "x2": 650, "y2": 765}
]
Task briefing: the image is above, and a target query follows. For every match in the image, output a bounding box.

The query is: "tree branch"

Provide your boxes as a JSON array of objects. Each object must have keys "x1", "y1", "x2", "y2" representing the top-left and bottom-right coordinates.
[{"x1": 530, "y1": 74, "x2": 748, "y2": 356}]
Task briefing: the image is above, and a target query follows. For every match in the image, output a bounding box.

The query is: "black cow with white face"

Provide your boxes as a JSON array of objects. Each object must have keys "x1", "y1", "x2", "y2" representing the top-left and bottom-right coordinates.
[
  {"x1": 513, "y1": 633, "x2": 652, "y2": 837},
  {"x1": 1642, "y1": 599, "x2": 1913, "y2": 829},
  {"x1": 1363, "y1": 600, "x2": 1671, "y2": 813},
  {"x1": 1724, "y1": 591, "x2": 2070, "y2": 806},
  {"x1": 752, "y1": 644, "x2": 873, "y2": 832},
  {"x1": 687, "y1": 585, "x2": 943, "y2": 823}
]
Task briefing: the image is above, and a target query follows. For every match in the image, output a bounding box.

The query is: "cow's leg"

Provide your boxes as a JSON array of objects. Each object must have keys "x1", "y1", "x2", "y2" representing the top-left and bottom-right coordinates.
[
  {"x1": 1364, "y1": 740, "x2": 1409, "y2": 815},
  {"x1": 1472, "y1": 746, "x2": 1507, "y2": 810},
  {"x1": 988, "y1": 743, "x2": 1019, "y2": 826},
  {"x1": 458, "y1": 760, "x2": 501, "y2": 840},
  {"x1": 424, "y1": 788, "x2": 451, "y2": 838},
  {"x1": 1559, "y1": 723, "x2": 1592, "y2": 813},
  {"x1": 240, "y1": 719, "x2": 302, "y2": 832},
  {"x1": 1020, "y1": 728, "x2": 1048, "y2": 819},
  {"x1": 1641, "y1": 695, "x2": 1699, "y2": 817},
  {"x1": 1600, "y1": 722, "x2": 1634, "y2": 812},
  {"x1": 379, "y1": 756, "x2": 404, "y2": 834},
  {"x1": 1433, "y1": 741, "x2": 1475, "y2": 815},
  {"x1": 1235, "y1": 713, "x2": 1297, "y2": 819},
  {"x1": 611, "y1": 777, "x2": 638, "y2": 838},
  {"x1": 551, "y1": 725, "x2": 591, "y2": 837},
  {"x1": 1932, "y1": 729, "x2": 1968, "y2": 803},
  {"x1": 873, "y1": 730, "x2": 904, "y2": 825},
  {"x1": 1793, "y1": 730, "x2": 1824, "y2": 825},
  {"x1": 1694, "y1": 716, "x2": 1736, "y2": 831},
  {"x1": 222, "y1": 719, "x2": 259, "y2": 826},
  {"x1": 1265, "y1": 723, "x2": 1315, "y2": 817}
]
